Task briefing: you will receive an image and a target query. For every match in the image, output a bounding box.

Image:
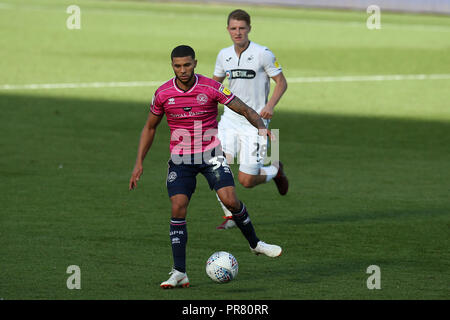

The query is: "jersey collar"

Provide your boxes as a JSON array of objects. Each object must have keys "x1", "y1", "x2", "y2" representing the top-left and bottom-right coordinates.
[
  {"x1": 234, "y1": 41, "x2": 251, "y2": 57},
  {"x1": 234, "y1": 41, "x2": 251, "y2": 66},
  {"x1": 173, "y1": 74, "x2": 198, "y2": 94}
]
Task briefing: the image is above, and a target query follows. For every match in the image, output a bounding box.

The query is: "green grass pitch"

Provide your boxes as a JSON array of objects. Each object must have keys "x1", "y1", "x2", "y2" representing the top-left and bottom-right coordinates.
[{"x1": 0, "y1": 0, "x2": 449, "y2": 299}]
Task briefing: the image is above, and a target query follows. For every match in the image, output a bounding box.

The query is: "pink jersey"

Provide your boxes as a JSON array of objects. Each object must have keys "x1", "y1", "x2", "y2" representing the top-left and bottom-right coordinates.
[{"x1": 150, "y1": 74, "x2": 235, "y2": 155}]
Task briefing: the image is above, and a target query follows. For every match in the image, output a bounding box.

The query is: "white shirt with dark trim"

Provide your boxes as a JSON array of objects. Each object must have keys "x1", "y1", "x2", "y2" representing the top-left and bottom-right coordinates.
[{"x1": 214, "y1": 41, "x2": 282, "y2": 124}]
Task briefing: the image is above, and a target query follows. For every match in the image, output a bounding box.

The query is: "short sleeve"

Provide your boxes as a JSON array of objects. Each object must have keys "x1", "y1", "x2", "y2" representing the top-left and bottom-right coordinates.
[
  {"x1": 213, "y1": 50, "x2": 226, "y2": 78},
  {"x1": 150, "y1": 92, "x2": 164, "y2": 115},
  {"x1": 214, "y1": 83, "x2": 235, "y2": 105},
  {"x1": 261, "y1": 48, "x2": 282, "y2": 78}
]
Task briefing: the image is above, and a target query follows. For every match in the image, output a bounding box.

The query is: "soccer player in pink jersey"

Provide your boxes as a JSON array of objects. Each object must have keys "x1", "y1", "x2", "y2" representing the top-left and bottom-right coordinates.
[{"x1": 129, "y1": 45, "x2": 282, "y2": 289}]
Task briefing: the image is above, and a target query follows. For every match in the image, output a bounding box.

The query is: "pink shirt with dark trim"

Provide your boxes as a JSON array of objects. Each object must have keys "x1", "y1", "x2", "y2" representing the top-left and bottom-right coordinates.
[{"x1": 150, "y1": 74, "x2": 235, "y2": 155}]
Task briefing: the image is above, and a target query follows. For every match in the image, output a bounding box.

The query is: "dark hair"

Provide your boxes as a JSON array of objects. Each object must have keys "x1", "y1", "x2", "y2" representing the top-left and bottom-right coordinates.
[
  {"x1": 171, "y1": 45, "x2": 195, "y2": 60},
  {"x1": 227, "y1": 9, "x2": 251, "y2": 26}
]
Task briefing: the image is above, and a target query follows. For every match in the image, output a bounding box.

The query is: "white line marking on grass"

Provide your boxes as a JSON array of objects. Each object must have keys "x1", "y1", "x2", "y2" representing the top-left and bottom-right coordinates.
[
  {"x1": 287, "y1": 74, "x2": 450, "y2": 83},
  {"x1": 1, "y1": 74, "x2": 450, "y2": 91},
  {"x1": 0, "y1": 81, "x2": 162, "y2": 90}
]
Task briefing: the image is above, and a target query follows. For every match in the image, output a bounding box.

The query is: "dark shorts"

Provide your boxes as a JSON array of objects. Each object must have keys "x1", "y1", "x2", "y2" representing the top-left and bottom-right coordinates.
[{"x1": 166, "y1": 148, "x2": 235, "y2": 199}]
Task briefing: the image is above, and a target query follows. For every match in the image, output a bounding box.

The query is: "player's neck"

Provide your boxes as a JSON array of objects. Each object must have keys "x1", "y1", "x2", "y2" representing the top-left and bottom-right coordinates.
[
  {"x1": 234, "y1": 40, "x2": 250, "y2": 57},
  {"x1": 175, "y1": 74, "x2": 196, "y2": 92}
]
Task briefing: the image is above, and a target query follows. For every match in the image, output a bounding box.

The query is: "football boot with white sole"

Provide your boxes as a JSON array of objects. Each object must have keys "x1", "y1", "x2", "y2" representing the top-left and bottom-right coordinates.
[
  {"x1": 160, "y1": 268, "x2": 190, "y2": 289},
  {"x1": 250, "y1": 241, "x2": 282, "y2": 257}
]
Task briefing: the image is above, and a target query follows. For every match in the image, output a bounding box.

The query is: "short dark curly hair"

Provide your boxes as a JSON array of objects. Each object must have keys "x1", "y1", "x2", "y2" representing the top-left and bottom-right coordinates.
[{"x1": 171, "y1": 45, "x2": 195, "y2": 60}]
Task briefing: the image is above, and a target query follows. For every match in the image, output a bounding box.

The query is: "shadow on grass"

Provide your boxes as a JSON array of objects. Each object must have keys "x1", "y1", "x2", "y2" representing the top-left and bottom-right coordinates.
[
  {"x1": 1, "y1": 93, "x2": 449, "y2": 299},
  {"x1": 1, "y1": 92, "x2": 449, "y2": 151},
  {"x1": 1, "y1": 92, "x2": 449, "y2": 217}
]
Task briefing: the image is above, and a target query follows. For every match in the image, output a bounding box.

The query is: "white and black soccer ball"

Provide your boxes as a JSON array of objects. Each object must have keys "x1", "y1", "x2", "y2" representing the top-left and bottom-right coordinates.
[{"x1": 205, "y1": 251, "x2": 238, "y2": 283}]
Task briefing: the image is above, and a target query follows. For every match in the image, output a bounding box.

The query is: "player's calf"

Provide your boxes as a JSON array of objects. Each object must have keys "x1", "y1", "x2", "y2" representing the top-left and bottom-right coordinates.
[
  {"x1": 237, "y1": 166, "x2": 278, "y2": 188},
  {"x1": 237, "y1": 172, "x2": 265, "y2": 188},
  {"x1": 216, "y1": 186, "x2": 241, "y2": 212},
  {"x1": 230, "y1": 202, "x2": 260, "y2": 249}
]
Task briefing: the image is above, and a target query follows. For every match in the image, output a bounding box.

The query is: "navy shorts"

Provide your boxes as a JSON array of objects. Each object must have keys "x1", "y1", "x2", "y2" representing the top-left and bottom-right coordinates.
[{"x1": 166, "y1": 148, "x2": 235, "y2": 199}]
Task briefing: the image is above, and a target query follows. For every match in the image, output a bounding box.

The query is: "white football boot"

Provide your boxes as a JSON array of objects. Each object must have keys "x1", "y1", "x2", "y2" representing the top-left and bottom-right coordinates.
[
  {"x1": 250, "y1": 241, "x2": 282, "y2": 257},
  {"x1": 160, "y1": 268, "x2": 190, "y2": 289}
]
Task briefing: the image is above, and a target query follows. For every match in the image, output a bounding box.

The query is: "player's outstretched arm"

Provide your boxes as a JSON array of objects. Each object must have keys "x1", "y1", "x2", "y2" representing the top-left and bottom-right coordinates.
[
  {"x1": 129, "y1": 112, "x2": 163, "y2": 190},
  {"x1": 226, "y1": 96, "x2": 275, "y2": 141}
]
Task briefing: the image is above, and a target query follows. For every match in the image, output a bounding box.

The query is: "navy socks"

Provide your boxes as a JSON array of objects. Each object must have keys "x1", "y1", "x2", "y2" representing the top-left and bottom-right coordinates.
[
  {"x1": 169, "y1": 202, "x2": 258, "y2": 273},
  {"x1": 231, "y1": 202, "x2": 260, "y2": 249},
  {"x1": 170, "y1": 218, "x2": 187, "y2": 273}
]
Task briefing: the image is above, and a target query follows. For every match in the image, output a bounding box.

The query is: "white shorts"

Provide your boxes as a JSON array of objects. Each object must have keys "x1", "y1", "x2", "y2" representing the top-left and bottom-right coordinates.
[{"x1": 218, "y1": 116, "x2": 269, "y2": 175}]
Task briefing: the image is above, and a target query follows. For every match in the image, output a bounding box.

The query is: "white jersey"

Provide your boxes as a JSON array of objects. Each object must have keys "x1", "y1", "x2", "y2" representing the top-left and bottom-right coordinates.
[{"x1": 214, "y1": 41, "x2": 282, "y2": 125}]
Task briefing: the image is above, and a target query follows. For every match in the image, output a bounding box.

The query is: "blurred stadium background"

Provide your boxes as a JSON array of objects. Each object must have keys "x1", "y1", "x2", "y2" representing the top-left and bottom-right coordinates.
[{"x1": 184, "y1": 0, "x2": 450, "y2": 14}]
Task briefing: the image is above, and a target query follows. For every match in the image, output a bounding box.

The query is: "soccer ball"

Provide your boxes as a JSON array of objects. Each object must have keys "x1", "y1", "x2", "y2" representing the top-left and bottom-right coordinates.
[{"x1": 205, "y1": 251, "x2": 238, "y2": 283}]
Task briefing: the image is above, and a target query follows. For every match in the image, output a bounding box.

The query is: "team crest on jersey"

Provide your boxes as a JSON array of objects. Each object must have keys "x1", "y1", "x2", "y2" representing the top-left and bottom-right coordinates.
[
  {"x1": 219, "y1": 85, "x2": 232, "y2": 96},
  {"x1": 167, "y1": 171, "x2": 177, "y2": 183},
  {"x1": 196, "y1": 93, "x2": 208, "y2": 105},
  {"x1": 168, "y1": 98, "x2": 175, "y2": 105}
]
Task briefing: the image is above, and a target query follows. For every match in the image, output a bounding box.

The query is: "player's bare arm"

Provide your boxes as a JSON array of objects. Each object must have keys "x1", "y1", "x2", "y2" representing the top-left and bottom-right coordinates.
[
  {"x1": 260, "y1": 72, "x2": 288, "y2": 120},
  {"x1": 226, "y1": 96, "x2": 274, "y2": 141},
  {"x1": 129, "y1": 112, "x2": 163, "y2": 190},
  {"x1": 212, "y1": 75, "x2": 225, "y2": 83}
]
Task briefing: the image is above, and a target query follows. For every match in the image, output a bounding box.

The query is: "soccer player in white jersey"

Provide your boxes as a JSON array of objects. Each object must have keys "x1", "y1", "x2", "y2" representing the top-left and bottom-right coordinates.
[{"x1": 213, "y1": 9, "x2": 289, "y2": 229}]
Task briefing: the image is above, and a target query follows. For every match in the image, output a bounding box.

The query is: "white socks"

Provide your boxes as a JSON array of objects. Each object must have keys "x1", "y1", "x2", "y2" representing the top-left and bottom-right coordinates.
[
  {"x1": 260, "y1": 165, "x2": 278, "y2": 182},
  {"x1": 216, "y1": 193, "x2": 232, "y2": 217}
]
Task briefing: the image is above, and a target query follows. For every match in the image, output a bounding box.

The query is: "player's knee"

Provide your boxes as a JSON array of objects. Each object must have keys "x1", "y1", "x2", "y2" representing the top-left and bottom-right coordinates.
[
  {"x1": 221, "y1": 197, "x2": 241, "y2": 212},
  {"x1": 238, "y1": 175, "x2": 256, "y2": 189}
]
